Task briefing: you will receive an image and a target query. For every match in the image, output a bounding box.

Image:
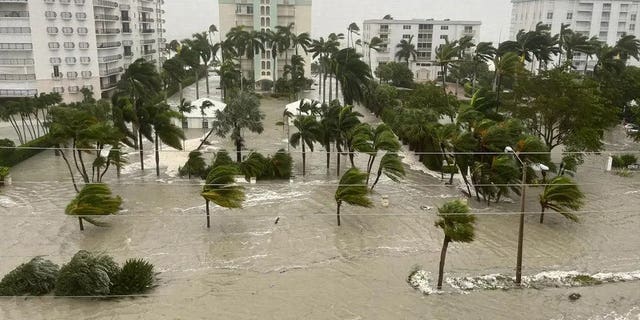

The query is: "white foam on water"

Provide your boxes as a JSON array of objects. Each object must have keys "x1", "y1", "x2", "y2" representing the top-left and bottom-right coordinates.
[
  {"x1": 407, "y1": 270, "x2": 437, "y2": 295},
  {"x1": 245, "y1": 188, "x2": 309, "y2": 207},
  {"x1": 0, "y1": 196, "x2": 17, "y2": 208}
]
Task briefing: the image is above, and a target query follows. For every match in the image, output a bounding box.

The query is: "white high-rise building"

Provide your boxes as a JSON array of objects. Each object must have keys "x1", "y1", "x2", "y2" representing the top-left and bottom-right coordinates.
[
  {"x1": 218, "y1": 0, "x2": 312, "y2": 86},
  {"x1": 510, "y1": 0, "x2": 640, "y2": 70},
  {"x1": 0, "y1": 0, "x2": 166, "y2": 102},
  {"x1": 362, "y1": 18, "x2": 481, "y2": 82}
]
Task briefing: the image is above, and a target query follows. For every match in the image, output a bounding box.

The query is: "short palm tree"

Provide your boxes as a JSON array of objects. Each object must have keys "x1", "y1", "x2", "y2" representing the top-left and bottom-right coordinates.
[
  {"x1": 370, "y1": 153, "x2": 405, "y2": 191},
  {"x1": 334, "y1": 168, "x2": 372, "y2": 226},
  {"x1": 366, "y1": 36, "x2": 384, "y2": 68},
  {"x1": 435, "y1": 199, "x2": 476, "y2": 290},
  {"x1": 201, "y1": 165, "x2": 245, "y2": 228},
  {"x1": 395, "y1": 36, "x2": 417, "y2": 66},
  {"x1": 65, "y1": 183, "x2": 123, "y2": 231},
  {"x1": 290, "y1": 115, "x2": 320, "y2": 176},
  {"x1": 539, "y1": 176, "x2": 585, "y2": 224}
]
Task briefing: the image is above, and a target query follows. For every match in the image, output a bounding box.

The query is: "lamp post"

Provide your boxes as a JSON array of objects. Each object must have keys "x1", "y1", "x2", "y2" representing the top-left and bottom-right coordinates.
[{"x1": 505, "y1": 146, "x2": 526, "y2": 285}]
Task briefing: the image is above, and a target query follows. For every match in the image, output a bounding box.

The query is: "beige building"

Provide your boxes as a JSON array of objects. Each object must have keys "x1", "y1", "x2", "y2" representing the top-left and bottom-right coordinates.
[
  {"x1": 218, "y1": 0, "x2": 312, "y2": 85},
  {"x1": 0, "y1": 0, "x2": 166, "y2": 102}
]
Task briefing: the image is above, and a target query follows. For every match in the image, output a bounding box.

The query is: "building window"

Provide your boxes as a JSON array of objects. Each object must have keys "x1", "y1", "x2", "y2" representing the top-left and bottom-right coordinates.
[
  {"x1": 402, "y1": 34, "x2": 411, "y2": 39},
  {"x1": 261, "y1": 6, "x2": 265, "y2": 15},
  {"x1": 53, "y1": 65, "x2": 60, "y2": 77},
  {"x1": 48, "y1": 42, "x2": 60, "y2": 49},
  {"x1": 63, "y1": 42, "x2": 75, "y2": 49},
  {"x1": 603, "y1": 3, "x2": 611, "y2": 11},
  {"x1": 630, "y1": 24, "x2": 636, "y2": 31},
  {"x1": 632, "y1": 14, "x2": 637, "y2": 21},
  {"x1": 440, "y1": 25, "x2": 448, "y2": 30},
  {"x1": 464, "y1": 26, "x2": 473, "y2": 33},
  {"x1": 602, "y1": 12, "x2": 610, "y2": 19},
  {"x1": 567, "y1": 12, "x2": 573, "y2": 20},
  {"x1": 261, "y1": 61, "x2": 266, "y2": 69},
  {"x1": 247, "y1": 5, "x2": 253, "y2": 14},
  {"x1": 266, "y1": 17, "x2": 270, "y2": 25},
  {"x1": 601, "y1": 21, "x2": 609, "y2": 28},
  {"x1": 261, "y1": 17, "x2": 265, "y2": 26},
  {"x1": 77, "y1": 27, "x2": 88, "y2": 34},
  {"x1": 403, "y1": 25, "x2": 411, "y2": 30},
  {"x1": 182, "y1": 120, "x2": 188, "y2": 129},
  {"x1": 546, "y1": 12, "x2": 553, "y2": 19},
  {"x1": 266, "y1": 6, "x2": 270, "y2": 15},
  {"x1": 440, "y1": 35, "x2": 448, "y2": 40},
  {"x1": 202, "y1": 121, "x2": 209, "y2": 129}
]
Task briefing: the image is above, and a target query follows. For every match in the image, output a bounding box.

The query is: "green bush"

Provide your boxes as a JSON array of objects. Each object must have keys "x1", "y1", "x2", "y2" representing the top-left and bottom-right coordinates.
[
  {"x1": 212, "y1": 149, "x2": 235, "y2": 167},
  {"x1": 620, "y1": 154, "x2": 638, "y2": 167},
  {"x1": 0, "y1": 135, "x2": 54, "y2": 167},
  {"x1": 0, "y1": 166, "x2": 9, "y2": 180},
  {"x1": 240, "y1": 152, "x2": 268, "y2": 180},
  {"x1": 110, "y1": 259, "x2": 155, "y2": 295},
  {"x1": 442, "y1": 164, "x2": 459, "y2": 174},
  {"x1": 262, "y1": 149, "x2": 293, "y2": 179},
  {"x1": 55, "y1": 251, "x2": 120, "y2": 296},
  {"x1": 179, "y1": 150, "x2": 208, "y2": 179},
  {"x1": 0, "y1": 257, "x2": 59, "y2": 296}
]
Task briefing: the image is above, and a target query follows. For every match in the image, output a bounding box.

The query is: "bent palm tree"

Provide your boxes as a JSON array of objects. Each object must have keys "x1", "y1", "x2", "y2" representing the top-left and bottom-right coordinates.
[
  {"x1": 290, "y1": 115, "x2": 320, "y2": 176},
  {"x1": 435, "y1": 199, "x2": 476, "y2": 290},
  {"x1": 201, "y1": 165, "x2": 245, "y2": 228},
  {"x1": 334, "y1": 168, "x2": 372, "y2": 226},
  {"x1": 65, "y1": 183, "x2": 122, "y2": 231},
  {"x1": 395, "y1": 36, "x2": 418, "y2": 66},
  {"x1": 538, "y1": 176, "x2": 585, "y2": 224},
  {"x1": 370, "y1": 153, "x2": 405, "y2": 191}
]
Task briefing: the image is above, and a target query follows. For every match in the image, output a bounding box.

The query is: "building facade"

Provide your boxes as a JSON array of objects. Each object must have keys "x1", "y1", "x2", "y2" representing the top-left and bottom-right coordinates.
[
  {"x1": 511, "y1": 0, "x2": 640, "y2": 70},
  {"x1": 218, "y1": 0, "x2": 312, "y2": 85},
  {"x1": 363, "y1": 19, "x2": 481, "y2": 82},
  {"x1": 0, "y1": 0, "x2": 166, "y2": 102}
]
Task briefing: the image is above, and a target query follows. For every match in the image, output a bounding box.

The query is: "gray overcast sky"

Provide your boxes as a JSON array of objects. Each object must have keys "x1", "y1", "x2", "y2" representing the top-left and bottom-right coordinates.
[{"x1": 164, "y1": 0, "x2": 513, "y2": 44}]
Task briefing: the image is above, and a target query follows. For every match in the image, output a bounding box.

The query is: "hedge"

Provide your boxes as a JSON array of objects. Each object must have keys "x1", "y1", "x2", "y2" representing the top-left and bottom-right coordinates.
[{"x1": 0, "y1": 135, "x2": 54, "y2": 167}]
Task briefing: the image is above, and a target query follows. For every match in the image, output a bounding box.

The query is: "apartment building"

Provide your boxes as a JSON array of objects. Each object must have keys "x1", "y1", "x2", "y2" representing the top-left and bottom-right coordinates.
[
  {"x1": 218, "y1": 0, "x2": 312, "y2": 85},
  {"x1": 362, "y1": 18, "x2": 481, "y2": 82},
  {"x1": 511, "y1": 0, "x2": 640, "y2": 70},
  {"x1": 0, "y1": 0, "x2": 166, "y2": 102}
]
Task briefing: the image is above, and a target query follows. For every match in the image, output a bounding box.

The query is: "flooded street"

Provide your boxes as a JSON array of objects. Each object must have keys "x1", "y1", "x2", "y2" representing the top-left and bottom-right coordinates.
[{"x1": 1, "y1": 78, "x2": 639, "y2": 319}]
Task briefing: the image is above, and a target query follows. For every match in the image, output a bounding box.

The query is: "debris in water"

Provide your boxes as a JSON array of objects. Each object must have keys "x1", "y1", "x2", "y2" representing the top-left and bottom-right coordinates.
[
  {"x1": 569, "y1": 293, "x2": 581, "y2": 301},
  {"x1": 274, "y1": 217, "x2": 280, "y2": 224}
]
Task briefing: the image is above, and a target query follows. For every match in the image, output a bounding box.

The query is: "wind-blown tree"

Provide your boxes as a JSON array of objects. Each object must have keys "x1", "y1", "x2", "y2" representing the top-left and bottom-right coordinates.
[
  {"x1": 347, "y1": 22, "x2": 360, "y2": 48},
  {"x1": 395, "y1": 36, "x2": 418, "y2": 66},
  {"x1": 357, "y1": 124, "x2": 401, "y2": 184},
  {"x1": 275, "y1": 23, "x2": 295, "y2": 72},
  {"x1": 145, "y1": 97, "x2": 185, "y2": 177},
  {"x1": 614, "y1": 34, "x2": 640, "y2": 62},
  {"x1": 201, "y1": 164, "x2": 245, "y2": 228},
  {"x1": 291, "y1": 32, "x2": 312, "y2": 57},
  {"x1": 208, "y1": 92, "x2": 265, "y2": 162},
  {"x1": 190, "y1": 32, "x2": 214, "y2": 95},
  {"x1": 434, "y1": 199, "x2": 475, "y2": 290},
  {"x1": 162, "y1": 57, "x2": 187, "y2": 102},
  {"x1": 178, "y1": 43, "x2": 203, "y2": 99},
  {"x1": 334, "y1": 168, "x2": 372, "y2": 226},
  {"x1": 539, "y1": 176, "x2": 585, "y2": 224},
  {"x1": 333, "y1": 48, "x2": 373, "y2": 105},
  {"x1": 66, "y1": 183, "x2": 122, "y2": 231},
  {"x1": 228, "y1": 27, "x2": 265, "y2": 88},
  {"x1": 309, "y1": 36, "x2": 340, "y2": 102},
  {"x1": 370, "y1": 153, "x2": 405, "y2": 191},
  {"x1": 471, "y1": 42, "x2": 496, "y2": 92},
  {"x1": 435, "y1": 39, "x2": 460, "y2": 94},
  {"x1": 317, "y1": 102, "x2": 339, "y2": 171},
  {"x1": 283, "y1": 55, "x2": 307, "y2": 99},
  {"x1": 113, "y1": 58, "x2": 163, "y2": 170},
  {"x1": 365, "y1": 36, "x2": 384, "y2": 68},
  {"x1": 290, "y1": 115, "x2": 320, "y2": 175},
  {"x1": 491, "y1": 51, "x2": 520, "y2": 107},
  {"x1": 333, "y1": 105, "x2": 363, "y2": 175}
]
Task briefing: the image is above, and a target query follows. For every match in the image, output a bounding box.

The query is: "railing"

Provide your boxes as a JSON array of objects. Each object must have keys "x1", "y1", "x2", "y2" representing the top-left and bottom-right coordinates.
[
  {"x1": 0, "y1": 43, "x2": 32, "y2": 50},
  {"x1": 0, "y1": 89, "x2": 38, "y2": 97},
  {"x1": 95, "y1": 28, "x2": 120, "y2": 34},
  {"x1": 94, "y1": 0, "x2": 118, "y2": 8},
  {"x1": 98, "y1": 54, "x2": 122, "y2": 62},
  {"x1": 143, "y1": 49, "x2": 156, "y2": 55},
  {"x1": 0, "y1": 74, "x2": 35, "y2": 80},
  {"x1": 100, "y1": 81, "x2": 118, "y2": 90},
  {"x1": 0, "y1": 11, "x2": 29, "y2": 17},
  {"x1": 97, "y1": 41, "x2": 121, "y2": 49},
  {"x1": 52, "y1": 73, "x2": 63, "y2": 80},
  {"x1": 99, "y1": 66, "x2": 123, "y2": 76},
  {"x1": 141, "y1": 28, "x2": 155, "y2": 33},
  {"x1": 95, "y1": 14, "x2": 119, "y2": 21},
  {"x1": 0, "y1": 58, "x2": 33, "y2": 65},
  {"x1": 140, "y1": 17, "x2": 154, "y2": 23}
]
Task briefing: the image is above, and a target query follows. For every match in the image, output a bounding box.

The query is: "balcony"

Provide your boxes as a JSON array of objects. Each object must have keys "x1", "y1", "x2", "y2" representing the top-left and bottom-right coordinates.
[
  {"x1": 95, "y1": 14, "x2": 119, "y2": 21},
  {"x1": 143, "y1": 49, "x2": 156, "y2": 55},
  {"x1": 98, "y1": 54, "x2": 122, "y2": 62},
  {"x1": 100, "y1": 81, "x2": 118, "y2": 90},
  {"x1": 0, "y1": 73, "x2": 35, "y2": 81},
  {"x1": 0, "y1": 58, "x2": 33, "y2": 65},
  {"x1": 52, "y1": 73, "x2": 64, "y2": 80},
  {"x1": 97, "y1": 41, "x2": 121, "y2": 49},
  {"x1": 99, "y1": 66, "x2": 123, "y2": 76},
  {"x1": 140, "y1": 17, "x2": 154, "y2": 23},
  {"x1": 141, "y1": 28, "x2": 155, "y2": 34},
  {"x1": 138, "y1": 6, "x2": 153, "y2": 12},
  {"x1": 0, "y1": 11, "x2": 28, "y2": 18},
  {"x1": 95, "y1": 28, "x2": 120, "y2": 35},
  {"x1": 0, "y1": 89, "x2": 38, "y2": 97},
  {"x1": 0, "y1": 0, "x2": 29, "y2": 2},
  {"x1": 0, "y1": 43, "x2": 32, "y2": 50},
  {"x1": 94, "y1": 0, "x2": 118, "y2": 8}
]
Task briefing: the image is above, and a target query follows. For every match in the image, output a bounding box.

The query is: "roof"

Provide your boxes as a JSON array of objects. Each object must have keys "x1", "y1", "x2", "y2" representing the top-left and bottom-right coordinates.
[
  {"x1": 181, "y1": 98, "x2": 226, "y2": 119},
  {"x1": 363, "y1": 19, "x2": 482, "y2": 26}
]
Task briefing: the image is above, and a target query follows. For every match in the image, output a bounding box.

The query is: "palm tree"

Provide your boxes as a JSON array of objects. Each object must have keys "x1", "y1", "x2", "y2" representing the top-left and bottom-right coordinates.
[
  {"x1": 347, "y1": 22, "x2": 360, "y2": 48},
  {"x1": 178, "y1": 43, "x2": 202, "y2": 99},
  {"x1": 162, "y1": 57, "x2": 187, "y2": 103},
  {"x1": 208, "y1": 92, "x2": 265, "y2": 162},
  {"x1": 201, "y1": 165, "x2": 245, "y2": 228},
  {"x1": 147, "y1": 98, "x2": 185, "y2": 177},
  {"x1": 113, "y1": 59, "x2": 162, "y2": 170},
  {"x1": 370, "y1": 153, "x2": 405, "y2": 191},
  {"x1": 309, "y1": 36, "x2": 340, "y2": 102},
  {"x1": 557, "y1": 23, "x2": 572, "y2": 66},
  {"x1": 366, "y1": 36, "x2": 384, "y2": 68},
  {"x1": 333, "y1": 105, "x2": 363, "y2": 175},
  {"x1": 291, "y1": 32, "x2": 312, "y2": 57},
  {"x1": 333, "y1": 48, "x2": 372, "y2": 105},
  {"x1": 582, "y1": 36, "x2": 601, "y2": 73},
  {"x1": 190, "y1": 32, "x2": 213, "y2": 95},
  {"x1": 614, "y1": 34, "x2": 640, "y2": 62},
  {"x1": 395, "y1": 36, "x2": 418, "y2": 66},
  {"x1": 275, "y1": 23, "x2": 295, "y2": 70},
  {"x1": 228, "y1": 27, "x2": 265, "y2": 89},
  {"x1": 361, "y1": 124, "x2": 400, "y2": 184},
  {"x1": 65, "y1": 183, "x2": 122, "y2": 231},
  {"x1": 562, "y1": 30, "x2": 589, "y2": 70},
  {"x1": 435, "y1": 40, "x2": 459, "y2": 93},
  {"x1": 290, "y1": 115, "x2": 320, "y2": 175},
  {"x1": 539, "y1": 176, "x2": 585, "y2": 224},
  {"x1": 435, "y1": 199, "x2": 476, "y2": 290},
  {"x1": 492, "y1": 51, "x2": 519, "y2": 108},
  {"x1": 471, "y1": 42, "x2": 496, "y2": 92},
  {"x1": 334, "y1": 168, "x2": 372, "y2": 226}
]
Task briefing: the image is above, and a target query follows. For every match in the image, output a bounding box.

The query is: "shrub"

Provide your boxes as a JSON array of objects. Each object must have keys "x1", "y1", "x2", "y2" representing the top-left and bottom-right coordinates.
[
  {"x1": 620, "y1": 154, "x2": 638, "y2": 167},
  {"x1": 55, "y1": 251, "x2": 120, "y2": 296},
  {"x1": 110, "y1": 259, "x2": 155, "y2": 295},
  {"x1": 212, "y1": 149, "x2": 235, "y2": 168},
  {"x1": 612, "y1": 155, "x2": 625, "y2": 168},
  {"x1": 0, "y1": 167, "x2": 9, "y2": 181},
  {"x1": 0, "y1": 135, "x2": 53, "y2": 167},
  {"x1": 0, "y1": 257, "x2": 59, "y2": 296},
  {"x1": 240, "y1": 152, "x2": 268, "y2": 180},
  {"x1": 261, "y1": 149, "x2": 293, "y2": 179}
]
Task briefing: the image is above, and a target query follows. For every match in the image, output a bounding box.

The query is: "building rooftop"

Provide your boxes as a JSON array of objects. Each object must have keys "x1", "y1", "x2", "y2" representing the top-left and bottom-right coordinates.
[{"x1": 364, "y1": 19, "x2": 481, "y2": 25}]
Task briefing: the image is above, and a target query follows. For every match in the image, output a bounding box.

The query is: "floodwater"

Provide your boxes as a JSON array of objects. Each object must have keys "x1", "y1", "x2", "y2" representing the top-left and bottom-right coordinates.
[{"x1": 1, "y1": 77, "x2": 639, "y2": 319}]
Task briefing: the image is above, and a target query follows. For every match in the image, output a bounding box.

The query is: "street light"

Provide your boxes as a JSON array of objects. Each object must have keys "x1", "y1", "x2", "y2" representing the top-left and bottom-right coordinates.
[{"x1": 505, "y1": 146, "x2": 526, "y2": 285}]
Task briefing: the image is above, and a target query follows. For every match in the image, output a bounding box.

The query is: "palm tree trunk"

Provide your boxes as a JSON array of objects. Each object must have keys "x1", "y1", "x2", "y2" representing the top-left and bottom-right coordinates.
[
  {"x1": 329, "y1": 74, "x2": 333, "y2": 101},
  {"x1": 335, "y1": 76, "x2": 339, "y2": 103},
  {"x1": 236, "y1": 138, "x2": 242, "y2": 162},
  {"x1": 437, "y1": 236, "x2": 450, "y2": 290},
  {"x1": 139, "y1": 130, "x2": 145, "y2": 170},
  {"x1": 205, "y1": 67, "x2": 210, "y2": 95},
  {"x1": 326, "y1": 144, "x2": 331, "y2": 172},
  {"x1": 58, "y1": 147, "x2": 80, "y2": 193},
  {"x1": 371, "y1": 167, "x2": 382, "y2": 191},
  {"x1": 302, "y1": 143, "x2": 306, "y2": 176},
  {"x1": 366, "y1": 155, "x2": 376, "y2": 185},
  {"x1": 539, "y1": 206, "x2": 545, "y2": 224},
  {"x1": 323, "y1": 63, "x2": 327, "y2": 102},
  {"x1": 336, "y1": 201, "x2": 341, "y2": 226},
  {"x1": 206, "y1": 199, "x2": 210, "y2": 228},
  {"x1": 195, "y1": 70, "x2": 200, "y2": 99},
  {"x1": 179, "y1": 83, "x2": 183, "y2": 103},
  {"x1": 78, "y1": 217, "x2": 84, "y2": 231},
  {"x1": 155, "y1": 132, "x2": 160, "y2": 177},
  {"x1": 336, "y1": 151, "x2": 341, "y2": 176}
]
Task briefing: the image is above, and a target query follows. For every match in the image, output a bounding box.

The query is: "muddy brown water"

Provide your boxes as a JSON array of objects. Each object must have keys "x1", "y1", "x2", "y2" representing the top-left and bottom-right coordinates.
[{"x1": 1, "y1": 86, "x2": 640, "y2": 319}]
